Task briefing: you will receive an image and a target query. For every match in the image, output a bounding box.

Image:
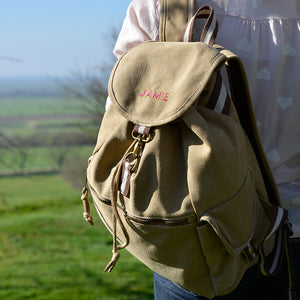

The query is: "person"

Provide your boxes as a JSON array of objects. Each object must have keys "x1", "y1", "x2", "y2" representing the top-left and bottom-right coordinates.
[{"x1": 107, "y1": 0, "x2": 300, "y2": 299}]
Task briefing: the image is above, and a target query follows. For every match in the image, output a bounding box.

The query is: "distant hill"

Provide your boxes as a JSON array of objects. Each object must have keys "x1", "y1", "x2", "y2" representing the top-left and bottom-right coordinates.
[{"x1": 0, "y1": 77, "x2": 64, "y2": 99}]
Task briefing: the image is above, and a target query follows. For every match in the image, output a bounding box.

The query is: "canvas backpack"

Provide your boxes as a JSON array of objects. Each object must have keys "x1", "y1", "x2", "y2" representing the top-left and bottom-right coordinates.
[{"x1": 81, "y1": 2, "x2": 294, "y2": 298}]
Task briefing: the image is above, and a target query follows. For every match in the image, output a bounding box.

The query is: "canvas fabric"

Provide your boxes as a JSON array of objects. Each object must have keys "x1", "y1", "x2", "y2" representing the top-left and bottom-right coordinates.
[{"x1": 81, "y1": 3, "x2": 294, "y2": 299}]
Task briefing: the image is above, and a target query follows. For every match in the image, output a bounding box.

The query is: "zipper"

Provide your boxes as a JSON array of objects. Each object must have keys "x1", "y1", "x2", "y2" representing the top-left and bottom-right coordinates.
[
  {"x1": 126, "y1": 212, "x2": 197, "y2": 226},
  {"x1": 90, "y1": 185, "x2": 197, "y2": 227}
]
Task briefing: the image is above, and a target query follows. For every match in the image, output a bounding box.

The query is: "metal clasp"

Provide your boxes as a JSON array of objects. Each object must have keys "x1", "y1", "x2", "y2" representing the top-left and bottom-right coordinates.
[
  {"x1": 132, "y1": 131, "x2": 152, "y2": 143},
  {"x1": 132, "y1": 141, "x2": 142, "y2": 159},
  {"x1": 125, "y1": 128, "x2": 152, "y2": 172}
]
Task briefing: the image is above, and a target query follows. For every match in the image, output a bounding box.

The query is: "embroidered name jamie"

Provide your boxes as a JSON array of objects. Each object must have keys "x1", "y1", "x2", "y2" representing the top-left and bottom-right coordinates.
[{"x1": 139, "y1": 90, "x2": 169, "y2": 102}]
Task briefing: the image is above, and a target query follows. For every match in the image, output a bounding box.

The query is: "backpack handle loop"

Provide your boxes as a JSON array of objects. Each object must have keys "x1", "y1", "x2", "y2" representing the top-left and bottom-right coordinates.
[{"x1": 180, "y1": 6, "x2": 218, "y2": 46}]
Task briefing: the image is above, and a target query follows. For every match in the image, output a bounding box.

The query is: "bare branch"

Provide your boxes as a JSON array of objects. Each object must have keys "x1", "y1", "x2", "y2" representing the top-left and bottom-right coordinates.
[{"x1": 0, "y1": 55, "x2": 22, "y2": 63}]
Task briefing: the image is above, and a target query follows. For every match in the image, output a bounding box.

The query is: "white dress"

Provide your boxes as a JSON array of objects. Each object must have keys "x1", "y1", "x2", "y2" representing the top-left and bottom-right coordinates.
[{"x1": 112, "y1": 0, "x2": 300, "y2": 236}]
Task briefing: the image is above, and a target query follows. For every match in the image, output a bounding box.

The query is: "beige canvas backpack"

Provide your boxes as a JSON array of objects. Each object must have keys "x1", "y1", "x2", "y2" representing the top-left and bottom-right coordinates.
[{"x1": 81, "y1": 2, "x2": 293, "y2": 298}]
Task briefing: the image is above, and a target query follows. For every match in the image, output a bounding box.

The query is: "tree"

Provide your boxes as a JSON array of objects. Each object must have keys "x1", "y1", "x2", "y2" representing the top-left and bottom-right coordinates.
[
  {"x1": 60, "y1": 26, "x2": 120, "y2": 123},
  {"x1": 0, "y1": 55, "x2": 24, "y2": 174},
  {"x1": 60, "y1": 67, "x2": 107, "y2": 121},
  {"x1": 0, "y1": 131, "x2": 29, "y2": 174},
  {"x1": 57, "y1": 26, "x2": 120, "y2": 189}
]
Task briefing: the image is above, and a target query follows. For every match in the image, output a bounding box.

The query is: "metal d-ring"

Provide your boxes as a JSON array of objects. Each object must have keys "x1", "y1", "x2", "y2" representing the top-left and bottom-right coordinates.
[{"x1": 124, "y1": 152, "x2": 140, "y2": 173}]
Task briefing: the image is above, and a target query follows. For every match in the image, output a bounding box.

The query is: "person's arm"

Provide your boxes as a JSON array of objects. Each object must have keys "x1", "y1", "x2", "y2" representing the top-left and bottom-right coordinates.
[{"x1": 113, "y1": 0, "x2": 160, "y2": 58}]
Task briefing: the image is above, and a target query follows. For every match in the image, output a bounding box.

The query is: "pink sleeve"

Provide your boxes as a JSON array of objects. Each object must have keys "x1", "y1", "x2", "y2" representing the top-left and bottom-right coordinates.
[{"x1": 113, "y1": 0, "x2": 160, "y2": 58}]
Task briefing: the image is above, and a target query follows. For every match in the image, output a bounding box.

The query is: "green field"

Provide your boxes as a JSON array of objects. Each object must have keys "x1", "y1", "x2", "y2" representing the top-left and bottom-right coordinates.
[
  {"x1": 0, "y1": 145, "x2": 93, "y2": 174},
  {"x1": 0, "y1": 96, "x2": 98, "y2": 176},
  {"x1": 0, "y1": 94, "x2": 154, "y2": 299},
  {"x1": 0, "y1": 97, "x2": 86, "y2": 117},
  {"x1": 0, "y1": 175, "x2": 153, "y2": 300}
]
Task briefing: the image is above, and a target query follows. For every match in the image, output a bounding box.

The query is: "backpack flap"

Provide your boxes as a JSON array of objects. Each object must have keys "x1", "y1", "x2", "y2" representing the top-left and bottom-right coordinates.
[{"x1": 108, "y1": 41, "x2": 226, "y2": 126}]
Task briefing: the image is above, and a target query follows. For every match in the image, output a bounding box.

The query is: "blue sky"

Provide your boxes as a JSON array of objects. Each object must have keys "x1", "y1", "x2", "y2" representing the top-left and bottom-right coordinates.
[{"x1": 0, "y1": 0, "x2": 132, "y2": 78}]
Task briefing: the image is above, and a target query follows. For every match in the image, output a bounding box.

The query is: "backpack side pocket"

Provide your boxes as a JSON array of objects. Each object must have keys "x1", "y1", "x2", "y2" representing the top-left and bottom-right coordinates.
[{"x1": 196, "y1": 168, "x2": 265, "y2": 295}]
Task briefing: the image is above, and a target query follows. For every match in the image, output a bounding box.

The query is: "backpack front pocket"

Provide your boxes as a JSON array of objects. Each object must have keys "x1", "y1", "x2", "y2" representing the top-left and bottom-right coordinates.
[{"x1": 196, "y1": 168, "x2": 263, "y2": 294}]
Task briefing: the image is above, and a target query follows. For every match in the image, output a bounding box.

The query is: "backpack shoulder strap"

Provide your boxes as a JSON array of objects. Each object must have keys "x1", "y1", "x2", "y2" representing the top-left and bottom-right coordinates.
[
  {"x1": 219, "y1": 49, "x2": 296, "y2": 297},
  {"x1": 159, "y1": 0, "x2": 194, "y2": 41},
  {"x1": 218, "y1": 47, "x2": 281, "y2": 207}
]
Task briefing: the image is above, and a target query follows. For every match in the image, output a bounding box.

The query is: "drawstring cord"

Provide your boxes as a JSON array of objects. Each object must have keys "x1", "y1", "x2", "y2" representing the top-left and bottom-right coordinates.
[
  {"x1": 103, "y1": 132, "x2": 153, "y2": 272},
  {"x1": 81, "y1": 159, "x2": 130, "y2": 272},
  {"x1": 81, "y1": 156, "x2": 94, "y2": 226},
  {"x1": 82, "y1": 129, "x2": 150, "y2": 273},
  {"x1": 104, "y1": 155, "x2": 131, "y2": 272}
]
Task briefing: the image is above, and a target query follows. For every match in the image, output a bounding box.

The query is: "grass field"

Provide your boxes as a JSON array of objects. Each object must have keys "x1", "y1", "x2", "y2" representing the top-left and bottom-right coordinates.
[
  {"x1": 0, "y1": 145, "x2": 93, "y2": 174},
  {"x1": 0, "y1": 174, "x2": 154, "y2": 300}
]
